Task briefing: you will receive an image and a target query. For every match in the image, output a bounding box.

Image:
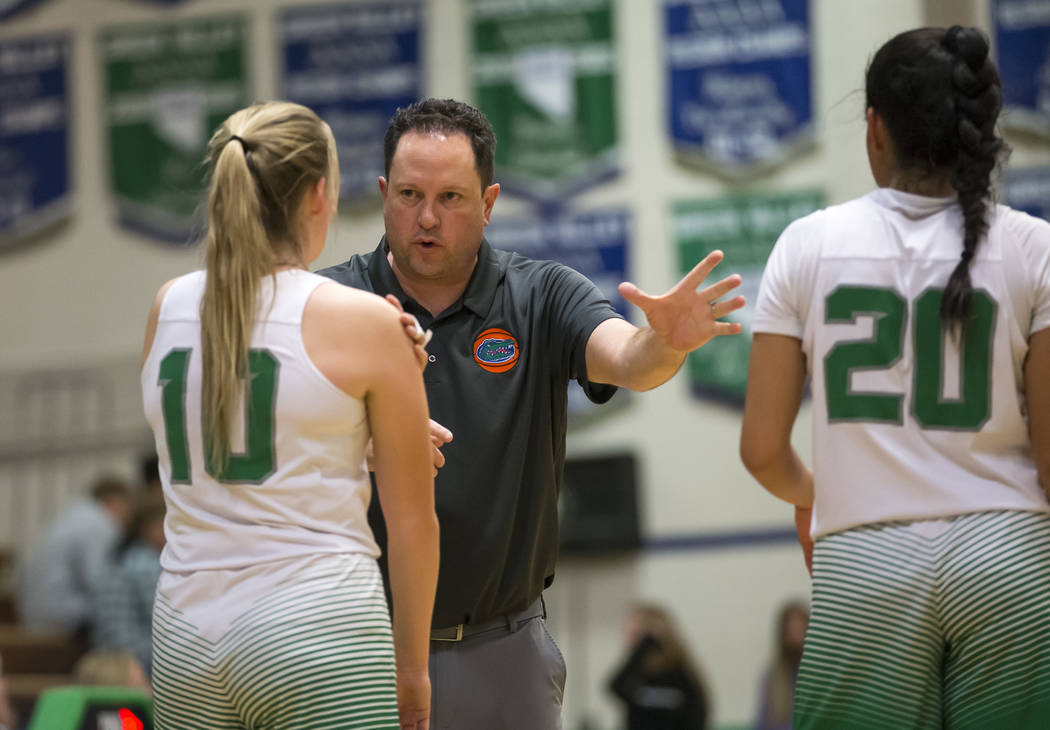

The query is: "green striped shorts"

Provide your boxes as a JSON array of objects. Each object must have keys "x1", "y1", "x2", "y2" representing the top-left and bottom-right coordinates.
[
  {"x1": 151, "y1": 552, "x2": 398, "y2": 729},
  {"x1": 796, "y1": 509, "x2": 1050, "y2": 730}
]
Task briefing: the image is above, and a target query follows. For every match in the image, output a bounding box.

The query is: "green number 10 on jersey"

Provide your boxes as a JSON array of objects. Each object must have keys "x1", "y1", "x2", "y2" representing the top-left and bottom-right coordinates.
[{"x1": 157, "y1": 348, "x2": 279, "y2": 483}]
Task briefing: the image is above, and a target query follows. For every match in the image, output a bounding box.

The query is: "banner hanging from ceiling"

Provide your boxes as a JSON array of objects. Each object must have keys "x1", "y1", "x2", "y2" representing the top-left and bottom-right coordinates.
[
  {"x1": 994, "y1": 0, "x2": 1050, "y2": 138},
  {"x1": 673, "y1": 189, "x2": 824, "y2": 405},
  {"x1": 101, "y1": 15, "x2": 251, "y2": 244},
  {"x1": 665, "y1": 0, "x2": 813, "y2": 177},
  {"x1": 0, "y1": 34, "x2": 71, "y2": 251},
  {"x1": 470, "y1": 0, "x2": 619, "y2": 204},
  {"x1": 280, "y1": 1, "x2": 423, "y2": 207}
]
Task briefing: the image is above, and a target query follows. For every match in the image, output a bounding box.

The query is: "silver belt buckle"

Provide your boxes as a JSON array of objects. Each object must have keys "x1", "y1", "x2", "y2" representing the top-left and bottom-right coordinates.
[{"x1": 431, "y1": 623, "x2": 464, "y2": 642}]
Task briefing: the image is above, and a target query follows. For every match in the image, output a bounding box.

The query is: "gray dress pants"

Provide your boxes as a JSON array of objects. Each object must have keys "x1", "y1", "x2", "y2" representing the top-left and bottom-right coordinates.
[{"x1": 428, "y1": 614, "x2": 567, "y2": 730}]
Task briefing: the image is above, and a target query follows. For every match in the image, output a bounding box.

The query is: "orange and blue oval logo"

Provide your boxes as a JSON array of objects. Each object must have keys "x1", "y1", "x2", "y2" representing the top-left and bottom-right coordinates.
[{"x1": 473, "y1": 328, "x2": 519, "y2": 373}]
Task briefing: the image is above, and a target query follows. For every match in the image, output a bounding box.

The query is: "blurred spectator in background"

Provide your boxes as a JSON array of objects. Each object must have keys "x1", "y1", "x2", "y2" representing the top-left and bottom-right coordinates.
[
  {"x1": 72, "y1": 650, "x2": 150, "y2": 694},
  {"x1": 0, "y1": 652, "x2": 15, "y2": 730},
  {"x1": 609, "y1": 602, "x2": 709, "y2": 730},
  {"x1": 754, "y1": 600, "x2": 809, "y2": 730},
  {"x1": 91, "y1": 491, "x2": 165, "y2": 674},
  {"x1": 139, "y1": 453, "x2": 161, "y2": 498},
  {"x1": 16, "y1": 476, "x2": 131, "y2": 636}
]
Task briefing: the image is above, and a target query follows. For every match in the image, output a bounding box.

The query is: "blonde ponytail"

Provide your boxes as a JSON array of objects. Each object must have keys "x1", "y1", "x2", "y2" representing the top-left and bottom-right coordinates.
[{"x1": 200, "y1": 102, "x2": 335, "y2": 473}]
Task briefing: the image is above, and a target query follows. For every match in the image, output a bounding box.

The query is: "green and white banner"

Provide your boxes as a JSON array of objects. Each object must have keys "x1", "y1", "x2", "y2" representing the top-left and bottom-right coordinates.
[
  {"x1": 101, "y1": 16, "x2": 251, "y2": 244},
  {"x1": 673, "y1": 189, "x2": 824, "y2": 405},
  {"x1": 470, "y1": 0, "x2": 618, "y2": 204}
]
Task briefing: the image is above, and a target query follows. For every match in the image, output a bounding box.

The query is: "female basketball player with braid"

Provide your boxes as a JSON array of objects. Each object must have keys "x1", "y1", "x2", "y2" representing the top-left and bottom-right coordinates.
[
  {"x1": 741, "y1": 26, "x2": 1050, "y2": 730},
  {"x1": 141, "y1": 102, "x2": 438, "y2": 729}
]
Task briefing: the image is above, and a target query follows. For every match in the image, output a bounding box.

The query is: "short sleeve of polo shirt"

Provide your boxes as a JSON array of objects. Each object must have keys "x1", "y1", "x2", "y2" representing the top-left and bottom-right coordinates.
[
  {"x1": 539, "y1": 261, "x2": 623, "y2": 402},
  {"x1": 752, "y1": 216, "x2": 818, "y2": 338}
]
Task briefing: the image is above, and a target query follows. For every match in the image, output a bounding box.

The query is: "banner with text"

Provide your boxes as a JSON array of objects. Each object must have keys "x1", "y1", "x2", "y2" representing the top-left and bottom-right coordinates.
[
  {"x1": 665, "y1": 0, "x2": 812, "y2": 177},
  {"x1": 0, "y1": 0, "x2": 47, "y2": 20},
  {"x1": 0, "y1": 34, "x2": 71, "y2": 251},
  {"x1": 486, "y1": 208, "x2": 631, "y2": 423},
  {"x1": 101, "y1": 16, "x2": 251, "y2": 243},
  {"x1": 1004, "y1": 166, "x2": 1050, "y2": 221},
  {"x1": 280, "y1": 1, "x2": 423, "y2": 207},
  {"x1": 994, "y1": 0, "x2": 1050, "y2": 138},
  {"x1": 471, "y1": 0, "x2": 618, "y2": 204},
  {"x1": 673, "y1": 189, "x2": 824, "y2": 405}
]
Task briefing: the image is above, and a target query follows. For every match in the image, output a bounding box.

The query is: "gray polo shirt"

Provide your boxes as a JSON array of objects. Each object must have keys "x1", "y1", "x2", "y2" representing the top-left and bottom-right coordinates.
[{"x1": 318, "y1": 237, "x2": 622, "y2": 628}]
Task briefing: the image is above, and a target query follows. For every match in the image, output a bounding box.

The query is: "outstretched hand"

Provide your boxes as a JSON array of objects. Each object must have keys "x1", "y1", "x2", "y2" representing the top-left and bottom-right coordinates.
[{"x1": 618, "y1": 250, "x2": 745, "y2": 353}]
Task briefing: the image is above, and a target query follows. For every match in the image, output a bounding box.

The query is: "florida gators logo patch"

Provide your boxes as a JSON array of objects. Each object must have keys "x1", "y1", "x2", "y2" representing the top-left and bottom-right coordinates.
[{"x1": 473, "y1": 328, "x2": 519, "y2": 373}]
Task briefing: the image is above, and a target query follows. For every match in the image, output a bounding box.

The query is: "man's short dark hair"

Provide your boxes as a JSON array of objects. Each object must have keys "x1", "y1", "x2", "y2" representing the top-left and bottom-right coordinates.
[{"x1": 384, "y1": 98, "x2": 496, "y2": 190}]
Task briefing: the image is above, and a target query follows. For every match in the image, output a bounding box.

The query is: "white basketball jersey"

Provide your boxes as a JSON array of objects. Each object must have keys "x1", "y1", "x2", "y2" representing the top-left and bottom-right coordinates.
[
  {"x1": 142, "y1": 269, "x2": 379, "y2": 572},
  {"x1": 754, "y1": 188, "x2": 1050, "y2": 537}
]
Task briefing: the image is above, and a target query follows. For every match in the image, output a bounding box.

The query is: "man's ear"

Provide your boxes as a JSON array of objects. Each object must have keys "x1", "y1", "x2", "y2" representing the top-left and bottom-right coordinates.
[
  {"x1": 378, "y1": 176, "x2": 389, "y2": 201},
  {"x1": 481, "y1": 183, "x2": 500, "y2": 226}
]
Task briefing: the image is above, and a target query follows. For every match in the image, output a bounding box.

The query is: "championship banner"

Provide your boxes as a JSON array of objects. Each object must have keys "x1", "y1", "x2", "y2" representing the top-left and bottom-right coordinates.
[
  {"x1": 673, "y1": 190, "x2": 824, "y2": 405},
  {"x1": 1004, "y1": 166, "x2": 1050, "y2": 221},
  {"x1": 470, "y1": 0, "x2": 618, "y2": 204},
  {"x1": 486, "y1": 208, "x2": 631, "y2": 423},
  {"x1": 665, "y1": 0, "x2": 813, "y2": 177},
  {"x1": 0, "y1": 0, "x2": 47, "y2": 21},
  {"x1": 280, "y1": 1, "x2": 423, "y2": 207},
  {"x1": 0, "y1": 35, "x2": 71, "y2": 251},
  {"x1": 994, "y1": 0, "x2": 1050, "y2": 138},
  {"x1": 101, "y1": 16, "x2": 251, "y2": 244}
]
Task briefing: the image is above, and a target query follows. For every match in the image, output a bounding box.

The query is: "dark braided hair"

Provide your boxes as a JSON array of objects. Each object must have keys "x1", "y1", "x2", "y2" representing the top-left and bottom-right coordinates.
[{"x1": 866, "y1": 26, "x2": 1009, "y2": 330}]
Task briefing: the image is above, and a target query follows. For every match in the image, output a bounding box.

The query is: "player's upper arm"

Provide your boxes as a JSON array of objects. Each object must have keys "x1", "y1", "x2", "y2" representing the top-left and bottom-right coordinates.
[
  {"x1": 740, "y1": 332, "x2": 807, "y2": 476},
  {"x1": 584, "y1": 317, "x2": 639, "y2": 386},
  {"x1": 141, "y1": 278, "x2": 178, "y2": 370},
  {"x1": 1027, "y1": 326, "x2": 1050, "y2": 494}
]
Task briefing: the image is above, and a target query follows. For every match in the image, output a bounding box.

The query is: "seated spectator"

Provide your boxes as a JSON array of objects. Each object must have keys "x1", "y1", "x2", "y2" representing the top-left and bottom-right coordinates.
[
  {"x1": 91, "y1": 492, "x2": 165, "y2": 673},
  {"x1": 72, "y1": 650, "x2": 150, "y2": 694},
  {"x1": 754, "y1": 600, "x2": 809, "y2": 730},
  {"x1": 609, "y1": 603, "x2": 709, "y2": 730},
  {"x1": 16, "y1": 476, "x2": 131, "y2": 636}
]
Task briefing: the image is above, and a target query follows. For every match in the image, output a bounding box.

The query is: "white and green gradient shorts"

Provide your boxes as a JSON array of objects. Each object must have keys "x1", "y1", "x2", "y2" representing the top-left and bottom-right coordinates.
[
  {"x1": 796, "y1": 509, "x2": 1050, "y2": 730},
  {"x1": 151, "y1": 552, "x2": 398, "y2": 730}
]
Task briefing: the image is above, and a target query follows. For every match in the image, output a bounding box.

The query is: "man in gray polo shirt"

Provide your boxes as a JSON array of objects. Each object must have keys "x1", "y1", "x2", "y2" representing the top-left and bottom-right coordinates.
[{"x1": 319, "y1": 98, "x2": 744, "y2": 730}]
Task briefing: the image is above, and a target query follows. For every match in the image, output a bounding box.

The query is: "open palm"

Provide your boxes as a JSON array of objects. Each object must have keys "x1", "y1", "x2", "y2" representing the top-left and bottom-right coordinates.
[{"x1": 618, "y1": 250, "x2": 745, "y2": 352}]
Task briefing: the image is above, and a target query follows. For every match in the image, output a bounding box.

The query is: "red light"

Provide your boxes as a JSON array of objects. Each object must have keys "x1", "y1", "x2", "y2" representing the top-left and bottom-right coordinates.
[{"x1": 118, "y1": 708, "x2": 144, "y2": 730}]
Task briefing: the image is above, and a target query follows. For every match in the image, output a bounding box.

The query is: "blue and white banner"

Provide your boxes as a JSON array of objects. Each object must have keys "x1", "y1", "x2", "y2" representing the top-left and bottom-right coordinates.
[
  {"x1": 0, "y1": 0, "x2": 47, "y2": 21},
  {"x1": 486, "y1": 208, "x2": 631, "y2": 423},
  {"x1": 994, "y1": 0, "x2": 1050, "y2": 137},
  {"x1": 665, "y1": 0, "x2": 813, "y2": 177},
  {"x1": 0, "y1": 35, "x2": 71, "y2": 251},
  {"x1": 280, "y1": 1, "x2": 423, "y2": 206},
  {"x1": 1004, "y1": 166, "x2": 1050, "y2": 221}
]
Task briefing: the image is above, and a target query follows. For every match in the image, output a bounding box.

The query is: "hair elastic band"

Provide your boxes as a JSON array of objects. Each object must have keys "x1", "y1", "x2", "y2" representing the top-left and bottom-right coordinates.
[{"x1": 229, "y1": 134, "x2": 248, "y2": 149}]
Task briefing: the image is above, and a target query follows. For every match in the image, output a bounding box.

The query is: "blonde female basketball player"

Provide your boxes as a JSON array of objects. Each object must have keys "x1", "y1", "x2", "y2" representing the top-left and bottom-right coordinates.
[
  {"x1": 141, "y1": 102, "x2": 438, "y2": 730},
  {"x1": 741, "y1": 26, "x2": 1050, "y2": 730}
]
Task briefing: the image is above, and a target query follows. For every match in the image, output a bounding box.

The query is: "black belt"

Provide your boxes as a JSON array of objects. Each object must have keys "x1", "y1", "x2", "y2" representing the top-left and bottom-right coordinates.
[{"x1": 430, "y1": 598, "x2": 545, "y2": 642}]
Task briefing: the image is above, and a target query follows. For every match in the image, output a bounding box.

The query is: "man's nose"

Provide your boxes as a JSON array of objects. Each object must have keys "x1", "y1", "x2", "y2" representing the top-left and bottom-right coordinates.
[{"x1": 419, "y1": 200, "x2": 438, "y2": 229}]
